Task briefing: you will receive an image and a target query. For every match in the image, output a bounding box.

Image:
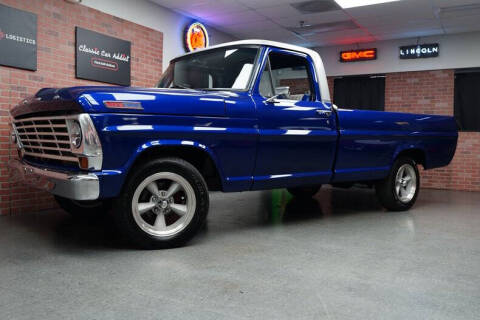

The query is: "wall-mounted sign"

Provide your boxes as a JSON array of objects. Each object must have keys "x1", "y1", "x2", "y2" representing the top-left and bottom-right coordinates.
[
  {"x1": 340, "y1": 48, "x2": 377, "y2": 63},
  {"x1": 75, "y1": 27, "x2": 131, "y2": 86},
  {"x1": 0, "y1": 4, "x2": 37, "y2": 71},
  {"x1": 184, "y1": 22, "x2": 209, "y2": 52},
  {"x1": 399, "y1": 43, "x2": 439, "y2": 59}
]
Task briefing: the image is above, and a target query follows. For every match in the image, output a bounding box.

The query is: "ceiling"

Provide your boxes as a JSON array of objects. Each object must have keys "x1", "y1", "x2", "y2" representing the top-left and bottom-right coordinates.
[{"x1": 149, "y1": 0, "x2": 480, "y2": 47}]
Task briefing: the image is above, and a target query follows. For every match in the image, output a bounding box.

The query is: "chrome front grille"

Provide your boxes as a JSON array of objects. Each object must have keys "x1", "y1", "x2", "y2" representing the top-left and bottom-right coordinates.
[{"x1": 13, "y1": 116, "x2": 77, "y2": 164}]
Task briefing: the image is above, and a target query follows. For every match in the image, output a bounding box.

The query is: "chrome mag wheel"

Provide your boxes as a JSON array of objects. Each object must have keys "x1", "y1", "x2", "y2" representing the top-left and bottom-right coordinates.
[
  {"x1": 395, "y1": 163, "x2": 417, "y2": 203},
  {"x1": 131, "y1": 172, "x2": 196, "y2": 238}
]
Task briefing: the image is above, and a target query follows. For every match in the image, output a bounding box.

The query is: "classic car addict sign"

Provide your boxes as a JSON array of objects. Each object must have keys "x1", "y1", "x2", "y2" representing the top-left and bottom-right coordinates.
[
  {"x1": 75, "y1": 27, "x2": 131, "y2": 86},
  {"x1": 340, "y1": 49, "x2": 377, "y2": 62},
  {"x1": 400, "y1": 43, "x2": 439, "y2": 59},
  {"x1": 0, "y1": 4, "x2": 37, "y2": 71}
]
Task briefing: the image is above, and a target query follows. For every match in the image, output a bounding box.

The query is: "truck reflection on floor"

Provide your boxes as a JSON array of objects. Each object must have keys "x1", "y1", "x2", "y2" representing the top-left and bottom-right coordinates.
[{"x1": 266, "y1": 186, "x2": 382, "y2": 224}]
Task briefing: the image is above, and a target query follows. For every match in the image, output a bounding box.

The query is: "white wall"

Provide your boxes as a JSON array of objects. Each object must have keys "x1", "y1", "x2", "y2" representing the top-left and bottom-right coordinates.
[
  {"x1": 81, "y1": 0, "x2": 236, "y2": 70},
  {"x1": 315, "y1": 31, "x2": 480, "y2": 76}
]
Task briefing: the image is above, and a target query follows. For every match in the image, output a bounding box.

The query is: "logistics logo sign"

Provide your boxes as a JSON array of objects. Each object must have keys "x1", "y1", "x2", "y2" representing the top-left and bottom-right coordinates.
[
  {"x1": 0, "y1": 4, "x2": 37, "y2": 70},
  {"x1": 185, "y1": 22, "x2": 209, "y2": 52}
]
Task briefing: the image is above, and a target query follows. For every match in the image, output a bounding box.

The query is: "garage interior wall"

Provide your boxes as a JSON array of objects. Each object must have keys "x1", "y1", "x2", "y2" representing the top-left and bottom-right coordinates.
[
  {"x1": 81, "y1": 0, "x2": 236, "y2": 70},
  {"x1": 0, "y1": 0, "x2": 167, "y2": 215}
]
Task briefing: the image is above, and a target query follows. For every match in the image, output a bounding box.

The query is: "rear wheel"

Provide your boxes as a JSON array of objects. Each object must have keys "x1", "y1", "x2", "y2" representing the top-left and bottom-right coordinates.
[
  {"x1": 55, "y1": 196, "x2": 111, "y2": 218},
  {"x1": 376, "y1": 157, "x2": 420, "y2": 211},
  {"x1": 287, "y1": 185, "x2": 321, "y2": 198},
  {"x1": 112, "y1": 158, "x2": 209, "y2": 249}
]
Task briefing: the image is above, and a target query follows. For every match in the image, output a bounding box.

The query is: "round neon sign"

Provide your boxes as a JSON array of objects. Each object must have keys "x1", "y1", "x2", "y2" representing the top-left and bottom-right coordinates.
[{"x1": 185, "y1": 22, "x2": 209, "y2": 52}]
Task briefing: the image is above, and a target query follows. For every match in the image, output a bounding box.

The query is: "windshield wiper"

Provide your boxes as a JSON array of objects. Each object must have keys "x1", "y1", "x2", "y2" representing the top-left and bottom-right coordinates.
[
  {"x1": 197, "y1": 88, "x2": 233, "y2": 91},
  {"x1": 171, "y1": 82, "x2": 191, "y2": 89}
]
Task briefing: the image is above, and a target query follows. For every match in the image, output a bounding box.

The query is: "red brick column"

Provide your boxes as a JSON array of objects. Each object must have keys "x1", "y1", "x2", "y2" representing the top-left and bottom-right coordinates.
[{"x1": 0, "y1": 0, "x2": 163, "y2": 215}]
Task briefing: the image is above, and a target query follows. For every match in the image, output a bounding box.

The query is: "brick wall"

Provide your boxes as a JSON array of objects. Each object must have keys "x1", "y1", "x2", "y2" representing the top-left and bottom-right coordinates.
[
  {"x1": 279, "y1": 78, "x2": 311, "y2": 95},
  {"x1": 0, "y1": 0, "x2": 163, "y2": 215},
  {"x1": 328, "y1": 69, "x2": 480, "y2": 192},
  {"x1": 385, "y1": 70, "x2": 480, "y2": 192}
]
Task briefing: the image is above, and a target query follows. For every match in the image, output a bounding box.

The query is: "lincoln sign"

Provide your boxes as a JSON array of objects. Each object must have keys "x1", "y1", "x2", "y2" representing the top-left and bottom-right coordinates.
[{"x1": 399, "y1": 43, "x2": 439, "y2": 59}]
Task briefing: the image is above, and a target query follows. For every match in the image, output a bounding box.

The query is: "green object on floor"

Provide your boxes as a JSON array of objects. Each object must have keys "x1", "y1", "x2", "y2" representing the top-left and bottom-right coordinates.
[{"x1": 270, "y1": 189, "x2": 293, "y2": 224}]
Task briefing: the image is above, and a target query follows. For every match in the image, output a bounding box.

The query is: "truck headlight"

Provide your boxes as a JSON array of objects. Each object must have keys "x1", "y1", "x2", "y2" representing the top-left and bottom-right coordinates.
[
  {"x1": 67, "y1": 114, "x2": 103, "y2": 171},
  {"x1": 69, "y1": 120, "x2": 82, "y2": 148}
]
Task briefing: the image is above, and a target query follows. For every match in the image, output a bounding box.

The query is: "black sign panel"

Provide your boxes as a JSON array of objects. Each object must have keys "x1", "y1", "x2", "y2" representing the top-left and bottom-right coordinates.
[
  {"x1": 400, "y1": 43, "x2": 439, "y2": 59},
  {"x1": 0, "y1": 4, "x2": 37, "y2": 71},
  {"x1": 75, "y1": 27, "x2": 131, "y2": 86}
]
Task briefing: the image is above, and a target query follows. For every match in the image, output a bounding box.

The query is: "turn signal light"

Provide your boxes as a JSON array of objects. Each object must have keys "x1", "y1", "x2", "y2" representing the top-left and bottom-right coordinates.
[
  {"x1": 103, "y1": 100, "x2": 143, "y2": 110},
  {"x1": 78, "y1": 156, "x2": 89, "y2": 170}
]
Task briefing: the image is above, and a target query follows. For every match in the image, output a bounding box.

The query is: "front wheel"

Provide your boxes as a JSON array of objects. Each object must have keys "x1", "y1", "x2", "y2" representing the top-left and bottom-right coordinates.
[
  {"x1": 112, "y1": 158, "x2": 209, "y2": 249},
  {"x1": 376, "y1": 157, "x2": 420, "y2": 211}
]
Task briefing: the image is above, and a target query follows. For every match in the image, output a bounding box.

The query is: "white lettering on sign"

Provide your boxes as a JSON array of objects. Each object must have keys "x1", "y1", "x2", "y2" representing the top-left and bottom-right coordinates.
[
  {"x1": 2, "y1": 32, "x2": 36, "y2": 45},
  {"x1": 78, "y1": 44, "x2": 130, "y2": 62},
  {"x1": 399, "y1": 44, "x2": 439, "y2": 59}
]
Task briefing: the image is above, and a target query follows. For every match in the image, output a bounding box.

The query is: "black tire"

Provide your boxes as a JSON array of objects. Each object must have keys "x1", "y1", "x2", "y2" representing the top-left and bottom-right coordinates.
[
  {"x1": 55, "y1": 195, "x2": 111, "y2": 218},
  {"x1": 375, "y1": 157, "x2": 420, "y2": 211},
  {"x1": 112, "y1": 158, "x2": 209, "y2": 249},
  {"x1": 287, "y1": 185, "x2": 321, "y2": 198}
]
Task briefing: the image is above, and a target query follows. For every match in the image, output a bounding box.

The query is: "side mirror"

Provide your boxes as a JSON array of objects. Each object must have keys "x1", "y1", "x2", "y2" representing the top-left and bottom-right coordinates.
[{"x1": 265, "y1": 95, "x2": 281, "y2": 104}]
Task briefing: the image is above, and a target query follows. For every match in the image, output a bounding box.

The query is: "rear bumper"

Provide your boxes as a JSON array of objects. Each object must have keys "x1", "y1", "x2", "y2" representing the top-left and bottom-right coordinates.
[{"x1": 8, "y1": 159, "x2": 99, "y2": 200}]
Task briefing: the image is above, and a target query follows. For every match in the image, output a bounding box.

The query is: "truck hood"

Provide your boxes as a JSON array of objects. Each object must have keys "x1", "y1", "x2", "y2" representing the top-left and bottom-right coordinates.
[{"x1": 11, "y1": 86, "x2": 239, "y2": 118}]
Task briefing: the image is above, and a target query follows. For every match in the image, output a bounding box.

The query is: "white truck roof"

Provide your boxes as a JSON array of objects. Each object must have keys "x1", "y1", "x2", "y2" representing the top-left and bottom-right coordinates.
[{"x1": 175, "y1": 39, "x2": 331, "y2": 103}]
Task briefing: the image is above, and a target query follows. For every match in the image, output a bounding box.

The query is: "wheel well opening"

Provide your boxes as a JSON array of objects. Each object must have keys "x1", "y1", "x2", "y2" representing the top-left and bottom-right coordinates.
[
  {"x1": 129, "y1": 146, "x2": 223, "y2": 191},
  {"x1": 396, "y1": 149, "x2": 426, "y2": 168}
]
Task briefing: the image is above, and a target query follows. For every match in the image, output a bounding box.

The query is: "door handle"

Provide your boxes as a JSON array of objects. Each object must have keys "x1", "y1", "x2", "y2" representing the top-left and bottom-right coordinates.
[{"x1": 316, "y1": 109, "x2": 332, "y2": 117}]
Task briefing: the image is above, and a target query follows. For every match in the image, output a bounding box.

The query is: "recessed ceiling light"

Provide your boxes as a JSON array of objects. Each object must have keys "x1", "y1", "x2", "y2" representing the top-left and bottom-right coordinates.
[{"x1": 334, "y1": 0, "x2": 401, "y2": 9}]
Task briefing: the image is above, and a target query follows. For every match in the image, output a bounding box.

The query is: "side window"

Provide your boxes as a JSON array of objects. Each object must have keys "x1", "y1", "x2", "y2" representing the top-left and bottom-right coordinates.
[{"x1": 269, "y1": 51, "x2": 314, "y2": 101}]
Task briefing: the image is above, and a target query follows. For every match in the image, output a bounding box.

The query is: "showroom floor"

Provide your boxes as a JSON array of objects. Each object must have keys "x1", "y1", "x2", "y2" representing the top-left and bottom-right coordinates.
[{"x1": 1, "y1": 187, "x2": 479, "y2": 320}]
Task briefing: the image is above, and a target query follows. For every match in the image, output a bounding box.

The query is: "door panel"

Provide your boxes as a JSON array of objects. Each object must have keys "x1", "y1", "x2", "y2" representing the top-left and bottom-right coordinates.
[
  {"x1": 252, "y1": 99, "x2": 337, "y2": 190},
  {"x1": 251, "y1": 48, "x2": 337, "y2": 190}
]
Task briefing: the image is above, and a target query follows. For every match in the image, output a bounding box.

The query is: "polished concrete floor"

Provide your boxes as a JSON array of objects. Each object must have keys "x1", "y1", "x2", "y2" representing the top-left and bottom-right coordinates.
[{"x1": 1, "y1": 187, "x2": 479, "y2": 319}]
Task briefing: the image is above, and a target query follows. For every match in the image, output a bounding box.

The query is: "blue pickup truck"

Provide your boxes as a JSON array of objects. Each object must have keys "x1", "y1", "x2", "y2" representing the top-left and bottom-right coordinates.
[{"x1": 9, "y1": 40, "x2": 458, "y2": 248}]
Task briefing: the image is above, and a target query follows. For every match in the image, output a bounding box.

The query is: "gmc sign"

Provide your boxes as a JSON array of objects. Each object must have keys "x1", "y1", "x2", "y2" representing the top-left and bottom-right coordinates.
[{"x1": 340, "y1": 49, "x2": 377, "y2": 63}]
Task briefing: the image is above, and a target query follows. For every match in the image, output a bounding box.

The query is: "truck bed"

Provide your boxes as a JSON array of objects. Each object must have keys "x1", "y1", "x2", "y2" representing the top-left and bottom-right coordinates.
[{"x1": 333, "y1": 108, "x2": 458, "y2": 182}]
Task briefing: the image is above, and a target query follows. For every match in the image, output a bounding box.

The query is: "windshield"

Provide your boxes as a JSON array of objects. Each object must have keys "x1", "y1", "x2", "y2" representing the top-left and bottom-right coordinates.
[{"x1": 158, "y1": 46, "x2": 259, "y2": 90}]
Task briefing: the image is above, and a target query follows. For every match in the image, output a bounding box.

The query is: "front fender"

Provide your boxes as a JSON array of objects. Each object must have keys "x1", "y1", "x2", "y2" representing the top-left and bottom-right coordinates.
[
  {"x1": 97, "y1": 139, "x2": 227, "y2": 198},
  {"x1": 96, "y1": 140, "x2": 229, "y2": 198},
  {"x1": 127, "y1": 138, "x2": 226, "y2": 181},
  {"x1": 89, "y1": 113, "x2": 258, "y2": 197}
]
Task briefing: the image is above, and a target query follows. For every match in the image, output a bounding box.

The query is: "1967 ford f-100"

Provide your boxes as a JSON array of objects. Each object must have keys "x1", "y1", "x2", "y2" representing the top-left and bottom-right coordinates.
[{"x1": 9, "y1": 40, "x2": 458, "y2": 248}]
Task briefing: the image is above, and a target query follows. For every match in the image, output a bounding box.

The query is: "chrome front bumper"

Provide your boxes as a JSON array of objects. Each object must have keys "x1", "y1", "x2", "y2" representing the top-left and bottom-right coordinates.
[{"x1": 8, "y1": 159, "x2": 100, "y2": 200}]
